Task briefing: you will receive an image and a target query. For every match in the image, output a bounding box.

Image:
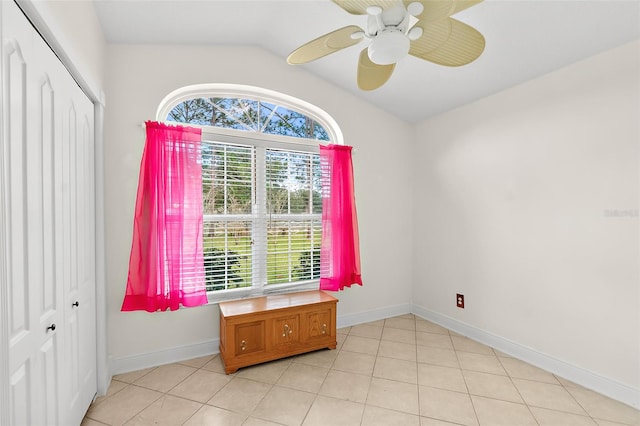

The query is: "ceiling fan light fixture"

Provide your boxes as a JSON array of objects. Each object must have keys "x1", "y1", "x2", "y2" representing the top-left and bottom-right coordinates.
[
  {"x1": 368, "y1": 29, "x2": 409, "y2": 65},
  {"x1": 408, "y1": 26, "x2": 423, "y2": 41},
  {"x1": 406, "y1": 1, "x2": 424, "y2": 17}
]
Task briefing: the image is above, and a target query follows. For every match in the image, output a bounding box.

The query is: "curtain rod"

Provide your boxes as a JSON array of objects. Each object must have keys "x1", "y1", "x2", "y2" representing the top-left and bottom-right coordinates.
[{"x1": 138, "y1": 122, "x2": 354, "y2": 152}]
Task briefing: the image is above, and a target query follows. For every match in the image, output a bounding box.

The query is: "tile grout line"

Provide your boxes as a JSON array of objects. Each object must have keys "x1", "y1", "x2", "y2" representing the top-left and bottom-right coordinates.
[
  {"x1": 178, "y1": 364, "x2": 222, "y2": 426},
  {"x1": 95, "y1": 365, "x2": 168, "y2": 425},
  {"x1": 357, "y1": 326, "x2": 377, "y2": 424},
  {"x1": 182, "y1": 358, "x2": 232, "y2": 425},
  {"x1": 413, "y1": 315, "x2": 422, "y2": 420},
  {"x1": 243, "y1": 375, "x2": 275, "y2": 425},
  {"x1": 343, "y1": 321, "x2": 370, "y2": 426},
  {"x1": 495, "y1": 359, "x2": 611, "y2": 420},
  {"x1": 494, "y1": 350, "x2": 542, "y2": 426},
  {"x1": 146, "y1": 357, "x2": 246, "y2": 424},
  {"x1": 346, "y1": 324, "x2": 368, "y2": 426},
  {"x1": 280, "y1": 359, "x2": 316, "y2": 426},
  {"x1": 451, "y1": 332, "x2": 482, "y2": 426},
  {"x1": 124, "y1": 384, "x2": 164, "y2": 426},
  {"x1": 554, "y1": 373, "x2": 602, "y2": 425}
]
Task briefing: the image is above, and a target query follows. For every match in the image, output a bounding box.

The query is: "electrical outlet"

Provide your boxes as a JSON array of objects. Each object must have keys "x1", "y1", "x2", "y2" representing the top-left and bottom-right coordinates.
[{"x1": 456, "y1": 293, "x2": 465, "y2": 309}]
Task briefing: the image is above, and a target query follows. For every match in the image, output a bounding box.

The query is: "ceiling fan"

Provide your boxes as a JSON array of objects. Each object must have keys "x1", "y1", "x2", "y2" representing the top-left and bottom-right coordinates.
[{"x1": 287, "y1": 0, "x2": 486, "y2": 91}]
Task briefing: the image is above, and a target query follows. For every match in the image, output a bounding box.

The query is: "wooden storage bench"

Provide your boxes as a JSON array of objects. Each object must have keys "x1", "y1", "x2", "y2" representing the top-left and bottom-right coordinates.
[{"x1": 218, "y1": 290, "x2": 338, "y2": 374}]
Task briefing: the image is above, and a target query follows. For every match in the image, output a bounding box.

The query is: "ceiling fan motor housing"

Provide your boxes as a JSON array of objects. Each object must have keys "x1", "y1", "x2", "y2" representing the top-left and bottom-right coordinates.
[{"x1": 368, "y1": 29, "x2": 410, "y2": 65}]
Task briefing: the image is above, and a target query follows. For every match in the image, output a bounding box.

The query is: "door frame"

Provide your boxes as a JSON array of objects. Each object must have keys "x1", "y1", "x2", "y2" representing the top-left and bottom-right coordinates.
[{"x1": 0, "y1": 3, "x2": 10, "y2": 424}]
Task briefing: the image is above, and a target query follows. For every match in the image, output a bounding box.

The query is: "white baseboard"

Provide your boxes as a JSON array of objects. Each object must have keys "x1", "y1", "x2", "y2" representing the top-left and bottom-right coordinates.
[
  {"x1": 412, "y1": 304, "x2": 640, "y2": 410},
  {"x1": 108, "y1": 305, "x2": 412, "y2": 376},
  {"x1": 337, "y1": 303, "x2": 412, "y2": 329},
  {"x1": 107, "y1": 303, "x2": 639, "y2": 411},
  {"x1": 110, "y1": 339, "x2": 220, "y2": 375}
]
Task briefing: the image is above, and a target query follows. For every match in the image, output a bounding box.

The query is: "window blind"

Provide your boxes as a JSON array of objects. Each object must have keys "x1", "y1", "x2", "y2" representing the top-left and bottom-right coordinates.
[
  {"x1": 202, "y1": 142, "x2": 254, "y2": 291},
  {"x1": 201, "y1": 140, "x2": 321, "y2": 293},
  {"x1": 265, "y1": 149, "x2": 321, "y2": 285}
]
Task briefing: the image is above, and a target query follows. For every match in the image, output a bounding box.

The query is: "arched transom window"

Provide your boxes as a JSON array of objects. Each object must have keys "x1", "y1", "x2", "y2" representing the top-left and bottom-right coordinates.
[
  {"x1": 167, "y1": 97, "x2": 330, "y2": 141},
  {"x1": 157, "y1": 84, "x2": 342, "y2": 301}
]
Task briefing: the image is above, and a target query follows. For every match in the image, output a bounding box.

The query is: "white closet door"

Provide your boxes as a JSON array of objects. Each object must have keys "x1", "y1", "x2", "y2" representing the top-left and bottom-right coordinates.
[
  {"x1": 2, "y1": 1, "x2": 96, "y2": 424},
  {"x1": 3, "y1": 5, "x2": 49, "y2": 423},
  {"x1": 59, "y1": 63, "x2": 97, "y2": 426}
]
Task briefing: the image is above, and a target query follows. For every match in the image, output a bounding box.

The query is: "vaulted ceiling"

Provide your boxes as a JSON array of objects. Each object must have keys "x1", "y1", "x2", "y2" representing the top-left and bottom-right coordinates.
[{"x1": 94, "y1": 0, "x2": 640, "y2": 123}]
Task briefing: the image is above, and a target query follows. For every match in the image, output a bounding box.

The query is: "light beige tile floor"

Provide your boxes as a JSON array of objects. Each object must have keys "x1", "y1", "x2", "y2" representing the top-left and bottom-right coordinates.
[{"x1": 82, "y1": 315, "x2": 640, "y2": 426}]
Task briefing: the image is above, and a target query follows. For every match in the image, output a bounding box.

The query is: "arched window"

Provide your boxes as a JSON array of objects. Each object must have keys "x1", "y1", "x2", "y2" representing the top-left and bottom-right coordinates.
[
  {"x1": 167, "y1": 97, "x2": 330, "y2": 141},
  {"x1": 157, "y1": 84, "x2": 342, "y2": 300}
]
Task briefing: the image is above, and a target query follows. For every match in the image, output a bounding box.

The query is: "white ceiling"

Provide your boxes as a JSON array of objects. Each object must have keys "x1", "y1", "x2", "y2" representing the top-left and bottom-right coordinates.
[{"x1": 93, "y1": 0, "x2": 640, "y2": 123}]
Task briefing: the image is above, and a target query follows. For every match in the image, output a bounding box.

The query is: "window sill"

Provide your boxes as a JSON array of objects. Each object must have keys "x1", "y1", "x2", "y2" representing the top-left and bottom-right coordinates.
[{"x1": 205, "y1": 280, "x2": 320, "y2": 305}]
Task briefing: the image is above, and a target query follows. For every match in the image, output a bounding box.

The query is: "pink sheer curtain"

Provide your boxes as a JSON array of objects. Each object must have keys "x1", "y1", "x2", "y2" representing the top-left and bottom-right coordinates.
[
  {"x1": 122, "y1": 121, "x2": 208, "y2": 312},
  {"x1": 319, "y1": 144, "x2": 363, "y2": 291}
]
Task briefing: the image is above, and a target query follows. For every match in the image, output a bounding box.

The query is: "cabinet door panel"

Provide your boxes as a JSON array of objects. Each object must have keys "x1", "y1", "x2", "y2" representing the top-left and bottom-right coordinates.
[
  {"x1": 234, "y1": 321, "x2": 265, "y2": 356},
  {"x1": 306, "y1": 309, "x2": 332, "y2": 340},
  {"x1": 273, "y1": 315, "x2": 300, "y2": 346}
]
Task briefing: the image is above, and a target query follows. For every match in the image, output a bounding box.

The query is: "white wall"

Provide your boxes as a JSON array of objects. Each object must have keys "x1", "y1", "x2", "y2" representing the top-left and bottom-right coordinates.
[
  {"x1": 104, "y1": 45, "x2": 414, "y2": 366},
  {"x1": 412, "y1": 40, "x2": 639, "y2": 403}
]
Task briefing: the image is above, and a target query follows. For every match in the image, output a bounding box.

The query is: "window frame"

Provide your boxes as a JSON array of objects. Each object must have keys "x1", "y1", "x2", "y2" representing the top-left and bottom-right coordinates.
[
  {"x1": 156, "y1": 84, "x2": 342, "y2": 304},
  {"x1": 200, "y1": 131, "x2": 322, "y2": 303}
]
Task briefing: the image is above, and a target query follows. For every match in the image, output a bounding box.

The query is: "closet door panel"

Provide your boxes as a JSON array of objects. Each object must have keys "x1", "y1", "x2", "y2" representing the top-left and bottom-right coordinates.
[
  {"x1": 60, "y1": 100, "x2": 77, "y2": 410},
  {"x1": 5, "y1": 34, "x2": 29, "y2": 361},
  {"x1": 54, "y1": 47, "x2": 96, "y2": 423},
  {"x1": 38, "y1": 77, "x2": 57, "y2": 323},
  {"x1": 30, "y1": 32, "x2": 66, "y2": 424},
  {"x1": 9, "y1": 365, "x2": 29, "y2": 426},
  {"x1": 29, "y1": 19, "x2": 73, "y2": 423},
  {"x1": 65, "y1": 306, "x2": 81, "y2": 408},
  {"x1": 64, "y1": 89, "x2": 96, "y2": 426},
  {"x1": 3, "y1": 16, "x2": 37, "y2": 423},
  {"x1": 36, "y1": 336, "x2": 60, "y2": 423},
  {"x1": 77, "y1": 115, "x2": 96, "y2": 402}
]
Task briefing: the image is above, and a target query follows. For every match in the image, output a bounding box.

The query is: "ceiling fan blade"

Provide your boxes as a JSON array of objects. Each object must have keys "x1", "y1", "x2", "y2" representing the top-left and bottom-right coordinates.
[
  {"x1": 403, "y1": 0, "x2": 483, "y2": 23},
  {"x1": 357, "y1": 48, "x2": 396, "y2": 91},
  {"x1": 408, "y1": 18, "x2": 452, "y2": 54},
  {"x1": 287, "y1": 25, "x2": 364, "y2": 65},
  {"x1": 409, "y1": 17, "x2": 485, "y2": 66},
  {"x1": 332, "y1": 0, "x2": 399, "y2": 15},
  {"x1": 450, "y1": 0, "x2": 484, "y2": 15}
]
